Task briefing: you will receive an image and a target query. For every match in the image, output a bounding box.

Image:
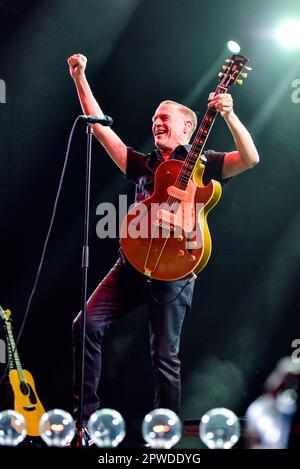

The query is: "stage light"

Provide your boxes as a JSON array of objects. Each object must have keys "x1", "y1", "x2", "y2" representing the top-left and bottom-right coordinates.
[
  {"x1": 245, "y1": 357, "x2": 299, "y2": 449},
  {"x1": 142, "y1": 408, "x2": 182, "y2": 449},
  {"x1": 0, "y1": 410, "x2": 27, "y2": 446},
  {"x1": 245, "y1": 391, "x2": 298, "y2": 449},
  {"x1": 227, "y1": 41, "x2": 241, "y2": 53},
  {"x1": 199, "y1": 407, "x2": 240, "y2": 449},
  {"x1": 88, "y1": 409, "x2": 125, "y2": 447},
  {"x1": 277, "y1": 20, "x2": 300, "y2": 49},
  {"x1": 39, "y1": 409, "x2": 75, "y2": 447}
]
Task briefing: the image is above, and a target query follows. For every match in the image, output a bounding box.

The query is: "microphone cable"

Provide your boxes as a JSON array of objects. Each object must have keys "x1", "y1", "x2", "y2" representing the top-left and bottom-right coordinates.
[{"x1": 0, "y1": 115, "x2": 82, "y2": 385}]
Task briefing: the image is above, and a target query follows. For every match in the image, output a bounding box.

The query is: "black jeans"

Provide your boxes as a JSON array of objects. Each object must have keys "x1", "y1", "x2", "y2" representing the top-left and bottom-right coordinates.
[{"x1": 72, "y1": 253, "x2": 195, "y2": 422}]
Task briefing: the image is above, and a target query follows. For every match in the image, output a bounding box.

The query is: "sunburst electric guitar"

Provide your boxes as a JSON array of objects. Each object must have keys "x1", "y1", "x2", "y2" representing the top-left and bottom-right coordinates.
[
  {"x1": 121, "y1": 54, "x2": 250, "y2": 280},
  {"x1": 0, "y1": 306, "x2": 45, "y2": 436}
]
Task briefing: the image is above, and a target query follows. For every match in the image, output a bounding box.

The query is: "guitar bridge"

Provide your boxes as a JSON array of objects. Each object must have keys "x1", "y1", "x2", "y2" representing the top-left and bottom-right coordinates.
[
  {"x1": 152, "y1": 220, "x2": 173, "y2": 233},
  {"x1": 23, "y1": 405, "x2": 36, "y2": 411}
]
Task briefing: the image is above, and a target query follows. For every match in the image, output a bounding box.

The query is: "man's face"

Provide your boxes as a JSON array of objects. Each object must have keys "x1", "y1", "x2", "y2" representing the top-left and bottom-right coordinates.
[{"x1": 152, "y1": 103, "x2": 189, "y2": 152}]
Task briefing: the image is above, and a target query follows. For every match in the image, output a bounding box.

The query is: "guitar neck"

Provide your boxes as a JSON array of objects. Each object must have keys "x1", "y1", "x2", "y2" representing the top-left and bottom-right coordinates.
[
  {"x1": 179, "y1": 86, "x2": 227, "y2": 188},
  {"x1": 5, "y1": 322, "x2": 26, "y2": 383}
]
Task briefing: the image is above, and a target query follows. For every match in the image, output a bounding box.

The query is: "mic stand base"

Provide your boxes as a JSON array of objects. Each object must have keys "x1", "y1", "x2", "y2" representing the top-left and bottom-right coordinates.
[{"x1": 70, "y1": 428, "x2": 90, "y2": 448}]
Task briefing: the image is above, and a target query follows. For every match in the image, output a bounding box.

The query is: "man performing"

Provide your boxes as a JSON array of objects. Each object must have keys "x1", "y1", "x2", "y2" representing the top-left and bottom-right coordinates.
[{"x1": 67, "y1": 53, "x2": 259, "y2": 430}]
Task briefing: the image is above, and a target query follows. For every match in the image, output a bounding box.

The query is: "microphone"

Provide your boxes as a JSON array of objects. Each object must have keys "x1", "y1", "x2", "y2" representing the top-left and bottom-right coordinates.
[{"x1": 79, "y1": 114, "x2": 113, "y2": 126}]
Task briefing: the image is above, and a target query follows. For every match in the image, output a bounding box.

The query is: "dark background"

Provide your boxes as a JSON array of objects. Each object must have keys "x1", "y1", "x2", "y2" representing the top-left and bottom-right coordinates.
[{"x1": 0, "y1": 0, "x2": 300, "y2": 444}]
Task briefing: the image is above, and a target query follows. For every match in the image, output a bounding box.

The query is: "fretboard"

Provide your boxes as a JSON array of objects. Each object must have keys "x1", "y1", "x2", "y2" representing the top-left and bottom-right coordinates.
[
  {"x1": 177, "y1": 87, "x2": 227, "y2": 189},
  {"x1": 6, "y1": 323, "x2": 25, "y2": 383}
]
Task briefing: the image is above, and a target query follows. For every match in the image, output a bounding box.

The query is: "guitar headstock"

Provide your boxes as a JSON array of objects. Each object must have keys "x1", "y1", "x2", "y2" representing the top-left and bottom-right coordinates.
[
  {"x1": 0, "y1": 305, "x2": 11, "y2": 322},
  {"x1": 218, "y1": 54, "x2": 251, "y2": 88}
]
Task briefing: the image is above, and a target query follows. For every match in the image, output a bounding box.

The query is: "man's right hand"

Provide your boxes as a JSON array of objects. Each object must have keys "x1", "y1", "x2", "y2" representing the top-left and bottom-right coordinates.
[
  {"x1": 66, "y1": 53, "x2": 127, "y2": 173},
  {"x1": 67, "y1": 53, "x2": 87, "y2": 79}
]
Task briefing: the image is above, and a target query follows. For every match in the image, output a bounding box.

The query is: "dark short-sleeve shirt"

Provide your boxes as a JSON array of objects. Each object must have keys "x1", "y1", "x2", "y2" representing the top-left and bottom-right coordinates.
[{"x1": 126, "y1": 144, "x2": 228, "y2": 203}]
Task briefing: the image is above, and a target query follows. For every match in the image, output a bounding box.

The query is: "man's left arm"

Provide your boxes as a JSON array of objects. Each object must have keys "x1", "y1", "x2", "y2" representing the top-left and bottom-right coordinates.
[{"x1": 208, "y1": 93, "x2": 260, "y2": 178}]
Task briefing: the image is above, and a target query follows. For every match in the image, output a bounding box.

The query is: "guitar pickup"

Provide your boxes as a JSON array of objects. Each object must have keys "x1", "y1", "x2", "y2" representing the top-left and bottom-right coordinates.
[
  {"x1": 152, "y1": 219, "x2": 174, "y2": 234},
  {"x1": 167, "y1": 185, "x2": 188, "y2": 201},
  {"x1": 157, "y1": 209, "x2": 178, "y2": 226}
]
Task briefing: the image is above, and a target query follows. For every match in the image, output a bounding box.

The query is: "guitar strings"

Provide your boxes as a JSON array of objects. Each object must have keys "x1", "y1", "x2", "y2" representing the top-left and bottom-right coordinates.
[
  {"x1": 142, "y1": 65, "x2": 237, "y2": 275},
  {"x1": 142, "y1": 106, "x2": 216, "y2": 276}
]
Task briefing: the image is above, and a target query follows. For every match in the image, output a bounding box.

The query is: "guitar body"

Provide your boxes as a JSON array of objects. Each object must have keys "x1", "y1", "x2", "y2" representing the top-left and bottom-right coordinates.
[
  {"x1": 0, "y1": 307, "x2": 46, "y2": 437},
  {"x1": 9, "y1": 369, "x2": 45, "y2": 436},
  {"x1": 120, "y1": 159, "x2": 221, "y2": 280}
]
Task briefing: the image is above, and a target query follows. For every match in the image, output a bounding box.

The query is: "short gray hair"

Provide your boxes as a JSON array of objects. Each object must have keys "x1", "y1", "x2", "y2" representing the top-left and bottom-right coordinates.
[{"x1": 160, "y1": 100, "x2": 197, "y2": 138}]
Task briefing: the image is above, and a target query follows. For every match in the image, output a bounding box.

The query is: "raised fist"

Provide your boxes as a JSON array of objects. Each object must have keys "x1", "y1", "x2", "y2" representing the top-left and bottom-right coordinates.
[{"x1": 67, "y1": 53, "x2": 87, "y2": 79}]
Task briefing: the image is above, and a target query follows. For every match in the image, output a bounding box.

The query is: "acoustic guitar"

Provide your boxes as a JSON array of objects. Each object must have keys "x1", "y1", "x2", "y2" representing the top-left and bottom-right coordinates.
[
  {"x1": 0, "y1": 305, "x2": 45, "y2": 436},
  {"x1": 121, "y1": 54, "x2": 249, "y2": 280}
]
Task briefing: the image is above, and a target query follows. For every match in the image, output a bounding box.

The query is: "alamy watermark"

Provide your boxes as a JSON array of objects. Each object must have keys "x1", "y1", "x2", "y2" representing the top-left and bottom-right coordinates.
[
  {"x1": 96, "y1": 195, "x2": 205, "y2": 249},
  {"x1": 291, "y1": 338, "x2": 300, "y2": 364},
  {"x1": 0, "y1": 79, "x2": 6, "y2": 103},
  {"x1": 291, "y1": 79, "x2": 300, "y2": 103},
  {"x1": 0, "y1": 339, "x2": 6, "y2": 363}
]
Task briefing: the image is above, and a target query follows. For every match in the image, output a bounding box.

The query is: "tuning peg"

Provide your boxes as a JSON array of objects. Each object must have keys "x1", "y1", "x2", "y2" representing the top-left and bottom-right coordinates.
[
  {"x1": 245, "y1": 66, "x2": 252, "y2": 71},
  {"x1": 225, "y1": 58, "x2": 233, "y2": 63},
  {"x1": 222, "y1": 65, "x2": 229, "y2": 70},
  {"x1": 235, "y1": 79, "x2": 243, "y2": 85},
  {"x1": 218, "y1": 72, "x2": 224, "y2": 78},
  {"x1": 239, "y1": 72, "x2": 248, "y2": 78}
]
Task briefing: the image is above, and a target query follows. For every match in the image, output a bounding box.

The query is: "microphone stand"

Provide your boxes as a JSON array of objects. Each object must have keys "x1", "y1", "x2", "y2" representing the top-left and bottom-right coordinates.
[{"x1": 73, "y1": 122, "x2": 93, "y2": 447}]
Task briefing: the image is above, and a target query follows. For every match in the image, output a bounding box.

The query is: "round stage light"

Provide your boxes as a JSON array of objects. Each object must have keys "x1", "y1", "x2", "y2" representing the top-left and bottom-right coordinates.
[
  {"x1": 39, "y1": 409, "x2": 75, "y2": 447},
  {"x1": 277, "y1": 20, "x2": 300, "y2": 49},
  {"x1": 227, "y1": 41, "x2": 241, "y2": 53},
  {"x1": 142, "y1": 408, "x2": 182, "y2": 449},
  {"x1": 88, "y1": 408, "x2": 125, "y2": 447},
  {"x1": 0, "y1": 410, "x2": 27, "y2": 446},
  {"x1": 200, "y1": 407, "x2": 240, "y2": 449}
]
